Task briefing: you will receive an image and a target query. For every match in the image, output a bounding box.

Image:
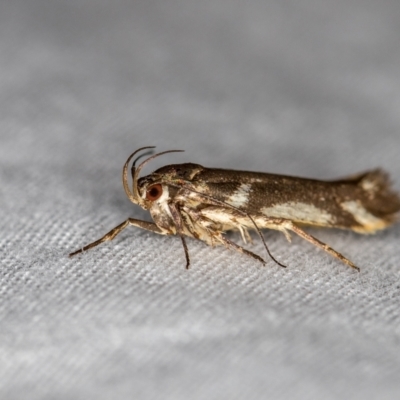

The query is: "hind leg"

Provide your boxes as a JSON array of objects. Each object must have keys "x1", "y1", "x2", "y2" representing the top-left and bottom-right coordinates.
[{"x1": 272, "y1": 219, "x2": 360, "y2": 271}]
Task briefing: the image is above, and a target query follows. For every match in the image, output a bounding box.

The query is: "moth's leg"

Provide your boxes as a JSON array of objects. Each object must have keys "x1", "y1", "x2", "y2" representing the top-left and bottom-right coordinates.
[
  {"x1": 69, "y1": 218, "x2": 167, "y2": 257},
  {"x1": 179, "y1": 209, "x2": 199, "y2": 240},
  {"x1": 280, "y1": 220, "x2": 360, "y2": 271},
  {"x1": 168, "y1": 203, "x2": 191, "y2": 269},
  {"x1": 281, "y1": 229, "x2": 292, "y2": 243},
  {"x1": 182, "y1": 207, "x2": 218, "y2": 247},
  {"x1": 196, "y1": 205, "x2": 286, "y2": 267},
  {"x1": 238, "y1": 225, "x2": 253, "y2": 244},
  {"x1": 216, "y1": 234, "x2": 267, "y2": 265}
]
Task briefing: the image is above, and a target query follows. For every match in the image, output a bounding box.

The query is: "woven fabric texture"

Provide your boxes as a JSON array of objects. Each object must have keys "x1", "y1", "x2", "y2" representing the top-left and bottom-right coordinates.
[{"x1": 1, "y1": 1, "x2": 400, "y2": 399}]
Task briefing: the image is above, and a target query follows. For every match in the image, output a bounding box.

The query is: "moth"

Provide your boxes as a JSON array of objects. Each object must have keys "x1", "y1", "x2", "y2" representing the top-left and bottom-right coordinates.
[{"x1": 70, "y1": 146, "x2": 400, "y2": 271}]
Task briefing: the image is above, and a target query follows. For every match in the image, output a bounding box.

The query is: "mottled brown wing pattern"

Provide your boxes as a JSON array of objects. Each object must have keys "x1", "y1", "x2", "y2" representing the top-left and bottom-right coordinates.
[{"x1": 189, "y1": 167, "x2": 400, "y2": 233}]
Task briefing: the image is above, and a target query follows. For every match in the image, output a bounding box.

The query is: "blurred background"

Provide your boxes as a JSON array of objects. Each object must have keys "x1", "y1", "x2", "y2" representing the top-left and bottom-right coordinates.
[{"x1": 1, "y1": 1, "x2": 400, "y2": 399}]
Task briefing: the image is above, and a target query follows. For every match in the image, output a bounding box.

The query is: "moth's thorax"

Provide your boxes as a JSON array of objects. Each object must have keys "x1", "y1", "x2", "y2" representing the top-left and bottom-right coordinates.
[{"x1": 152, "y1": 163, "x2": 204, "y2": 181}]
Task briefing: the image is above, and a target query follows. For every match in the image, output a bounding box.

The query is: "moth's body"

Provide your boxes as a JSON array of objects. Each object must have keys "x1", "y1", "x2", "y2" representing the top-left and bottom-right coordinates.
[{"x1": 70, "y1": 147, "x2": 400, "y2": 271}]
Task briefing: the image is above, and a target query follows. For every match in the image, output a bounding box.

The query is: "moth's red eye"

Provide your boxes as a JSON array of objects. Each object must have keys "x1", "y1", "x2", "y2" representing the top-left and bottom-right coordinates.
[{"x1": 146, "y1": 184, "x2": 163, "y2": 201}]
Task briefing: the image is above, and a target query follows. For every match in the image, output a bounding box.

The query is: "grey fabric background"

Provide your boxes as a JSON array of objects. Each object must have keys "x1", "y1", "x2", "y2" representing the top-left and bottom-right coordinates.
[{"x1": 1, "y1": 1, "x2": 400, "y2": 399}]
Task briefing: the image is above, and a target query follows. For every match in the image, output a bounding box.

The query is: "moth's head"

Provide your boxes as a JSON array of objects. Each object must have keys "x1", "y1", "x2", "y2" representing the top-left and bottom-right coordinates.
[
  {"x1": 122, "y1": 147, "x2": 202, "y2": 210},
  {"x1": 135, "y1": 163, "x2": 203, "y2": 209}
]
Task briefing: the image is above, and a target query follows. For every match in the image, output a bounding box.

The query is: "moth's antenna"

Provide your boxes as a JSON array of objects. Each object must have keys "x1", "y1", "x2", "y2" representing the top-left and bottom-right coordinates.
[
  {"x1": 132, "y1": 149, "x2": 184, "y2": 206},
  {"x1": 122, "y1": 146, "x2": 155, "y2": 204},
  {"x1": 131, "y1": 149, "x2": 155, "y2": 190},
  {"x1": 132, "y1": 150, "x2": 155, "y2": 174}
]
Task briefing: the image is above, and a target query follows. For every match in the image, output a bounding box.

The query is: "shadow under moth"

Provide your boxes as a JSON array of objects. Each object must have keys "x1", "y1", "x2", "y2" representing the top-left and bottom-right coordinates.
[{"x1": 70, "y1": 147, "x2": 400, "y2": 271}]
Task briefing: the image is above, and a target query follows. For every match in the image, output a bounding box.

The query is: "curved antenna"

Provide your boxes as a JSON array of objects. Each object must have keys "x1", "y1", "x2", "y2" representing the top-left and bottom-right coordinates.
[
  {"x1": 132, "y1": 149, "x2": 184, "y2": 206},
  {"x1": 122, "y1": 146, "x2": 155, "y2": 204},
  {"x1": 131, "y1": 149, "x2": 155, "y2": 181}
]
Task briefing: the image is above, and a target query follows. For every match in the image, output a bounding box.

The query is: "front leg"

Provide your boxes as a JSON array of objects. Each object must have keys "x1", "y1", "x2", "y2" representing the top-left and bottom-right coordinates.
[
  {"x1": 69, "y1": 218, "x2": 168, "y2": 257},
  {"x1": 168, "y1": 203, "x2": 191, "y2": 269}
]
